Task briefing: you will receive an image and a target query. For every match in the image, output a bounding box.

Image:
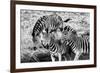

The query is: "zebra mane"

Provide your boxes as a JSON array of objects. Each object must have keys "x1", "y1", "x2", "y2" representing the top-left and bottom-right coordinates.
[{"x1": 63, "y1": 25, "x2": 77, "y2": 35}]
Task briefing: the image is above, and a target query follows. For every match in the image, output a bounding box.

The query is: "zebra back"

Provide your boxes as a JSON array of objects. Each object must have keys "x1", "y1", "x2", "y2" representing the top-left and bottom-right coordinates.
[
  {"x1": 61, "y1": 25, "x2": 90, "y2": 55},
  {"x1": 63, "y1": 35, "x2": 90, "y2": 55}
]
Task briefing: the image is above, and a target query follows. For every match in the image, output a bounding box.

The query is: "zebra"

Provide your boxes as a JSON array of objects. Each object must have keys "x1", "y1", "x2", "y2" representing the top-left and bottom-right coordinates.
[
  {"x1": 38, "y1": 28, "x2": 71, "y2": 61},
  {"x1": 31, "y1": 13, "x2": 71, "y2": 43},
  {"x1": 61, "y1": 26, "x2": 90, "y2": 60},
  {"x1": 32, "y1": 14, "x2": 63, "y2": 43},
  {"x1": 45, "y1": 37, "x2": 69, "y2": 61},
  {"x1": 31, "y1": 14, "x2": 72, "y2": 61},
  {"x1": 44, "y1": 26, "x2": 75, "y2": 61}
]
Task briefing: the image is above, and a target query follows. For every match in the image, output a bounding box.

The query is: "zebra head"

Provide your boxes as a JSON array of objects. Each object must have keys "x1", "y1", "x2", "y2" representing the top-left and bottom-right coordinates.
[
  {"x1": 31, "y1": 14, "x2": 64, "y2": 43},
  {"x1": 38, "y1": 27, "x2": 63, "y2": 50},
  {"x1": 60, "y1": 25, "x2": 77, "y2": 40},
  {"x1": 50, "y1": 28, "x2": 63, "y2": 40},
  {"x1": 38, "y1": 28, "x2": 52, "y2": 49}
]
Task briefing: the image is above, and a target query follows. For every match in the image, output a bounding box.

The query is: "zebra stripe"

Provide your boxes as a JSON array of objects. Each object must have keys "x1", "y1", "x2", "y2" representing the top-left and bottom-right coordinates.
[
  {"x1": 61, "y1": 26, "x2": 77, "y2": 40},
  {"x1": 32, "y1": 14, "x2": 63, "y2": 42},
  {"x1": 48, "y1": 37, "x2": 69, "y2": 61},
  {"x1": 61, "y1": 25, "x2": 90, "y2": 60},
  {"x1": 32, "y1": 16, "x2": 47, "y2": 37},
  {"x1": 62, "y1": 34, "x2": 90, "y2": 60},
  {"x1": 49, "y1": 38, "x2": 58, "y2": 54}
]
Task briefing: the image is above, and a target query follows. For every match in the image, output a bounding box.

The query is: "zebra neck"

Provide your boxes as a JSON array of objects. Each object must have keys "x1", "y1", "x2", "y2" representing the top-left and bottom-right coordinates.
[{"x1": 69, "y1": 34, "x2": 77, "y2": 42}]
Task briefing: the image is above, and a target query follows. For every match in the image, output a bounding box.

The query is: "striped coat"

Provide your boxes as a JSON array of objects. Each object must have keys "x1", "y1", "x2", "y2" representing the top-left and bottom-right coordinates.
[
  {"x1": 62, "y1": 26, "x2": 90, "y2": 60},
  {"x1": 32, "y1": 14, "x2": 63, "y2": 43}
]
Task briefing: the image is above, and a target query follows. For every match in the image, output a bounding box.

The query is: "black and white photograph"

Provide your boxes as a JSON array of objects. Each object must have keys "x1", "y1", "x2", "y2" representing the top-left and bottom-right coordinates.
[
  {"x1": 11, "y1": 1, "x2": 96, "y2": 72},
  {"x1": 20, "y1": 10, "x2": 90, "y2": 63}
]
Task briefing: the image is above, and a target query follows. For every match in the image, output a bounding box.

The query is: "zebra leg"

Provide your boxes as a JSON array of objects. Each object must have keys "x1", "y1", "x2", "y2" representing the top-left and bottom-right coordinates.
[
  {"x1": 63, "y1": 55, "x2": 67, "y2": 61},
  {"x1": 67, "y1": 54, "x2": 72, "y2": 60},
  {"x1": 63, "y1": 53, "x2": 71, "y2": 61},
  {"x1": 74, "y1": 52, "x2": 81, "y2": 60},
  {"x1": 58, "y1": 53, "x2": 62, "y2": 61},
  {"x1": 51, "y1": 54, "x2": 55, "y2": 62}
]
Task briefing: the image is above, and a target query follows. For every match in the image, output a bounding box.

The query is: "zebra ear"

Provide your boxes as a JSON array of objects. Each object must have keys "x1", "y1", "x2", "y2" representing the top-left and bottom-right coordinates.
[{"x1": 64, "y1": 18, "x2": 71, "y2": 22}]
